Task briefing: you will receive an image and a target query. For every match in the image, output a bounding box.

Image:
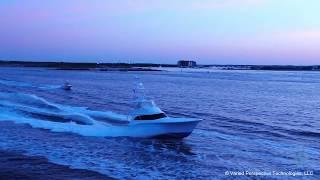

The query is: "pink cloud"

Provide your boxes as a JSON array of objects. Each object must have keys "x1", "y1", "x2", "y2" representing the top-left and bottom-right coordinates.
[
  {"x1": 223, "y1": 30, "x2": 320, "y2": 64},
  {"x1": 282, "y1": 30, "x2": 320, "y2": 39}
]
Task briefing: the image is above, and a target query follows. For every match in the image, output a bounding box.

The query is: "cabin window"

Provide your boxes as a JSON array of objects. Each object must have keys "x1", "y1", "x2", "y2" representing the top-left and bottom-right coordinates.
[{"x1": 134, "y1": 113, "x2": 167, "y2": 120}]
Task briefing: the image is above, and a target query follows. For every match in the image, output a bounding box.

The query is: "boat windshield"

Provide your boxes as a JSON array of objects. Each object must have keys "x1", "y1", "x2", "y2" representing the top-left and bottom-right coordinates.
[{"x1": 134, "y1": 113, "x2": 167, "y2": 120}]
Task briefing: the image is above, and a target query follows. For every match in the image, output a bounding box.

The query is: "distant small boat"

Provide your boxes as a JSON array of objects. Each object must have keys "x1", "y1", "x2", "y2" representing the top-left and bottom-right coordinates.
[{"x1": 63, "y1": 82, "x2": 72, "y2": 90}]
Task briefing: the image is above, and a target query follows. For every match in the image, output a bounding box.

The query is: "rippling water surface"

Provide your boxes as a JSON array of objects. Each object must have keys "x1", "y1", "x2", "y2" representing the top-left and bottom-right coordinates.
[{"x1": 0, "y1": 67, "x2": 319, "y2": 179}]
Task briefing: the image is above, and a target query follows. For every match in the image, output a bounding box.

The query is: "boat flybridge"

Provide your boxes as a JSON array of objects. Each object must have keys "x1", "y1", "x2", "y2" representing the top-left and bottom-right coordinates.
[{"x1": 128, "y1": 81, "x2": 201, "y2": 138}]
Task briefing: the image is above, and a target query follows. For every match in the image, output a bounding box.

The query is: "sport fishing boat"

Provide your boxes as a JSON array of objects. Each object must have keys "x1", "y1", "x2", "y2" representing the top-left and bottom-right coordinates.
[{"x1": 127, "y1": 82, "x2": 201, "y2": 138}]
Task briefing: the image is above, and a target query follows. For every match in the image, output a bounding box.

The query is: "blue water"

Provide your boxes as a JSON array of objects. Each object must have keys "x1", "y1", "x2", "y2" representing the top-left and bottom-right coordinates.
[{"x1": 0, "y1": 67, "x2": 319, "y2": 179}]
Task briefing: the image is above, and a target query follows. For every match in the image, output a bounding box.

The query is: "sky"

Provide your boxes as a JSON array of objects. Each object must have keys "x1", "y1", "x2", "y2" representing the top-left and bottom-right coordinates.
[{"x1": 0, "y1": 0, "x2": 319, "y2": 65}]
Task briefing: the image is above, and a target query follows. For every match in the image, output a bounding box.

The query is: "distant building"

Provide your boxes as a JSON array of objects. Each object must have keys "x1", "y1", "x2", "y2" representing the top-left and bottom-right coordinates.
[{"x1": 178, "y1": 60, "x2": 197, "y2": 68}]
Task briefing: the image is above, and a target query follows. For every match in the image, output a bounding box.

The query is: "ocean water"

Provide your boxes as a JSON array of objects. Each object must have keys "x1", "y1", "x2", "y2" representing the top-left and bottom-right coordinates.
[{"x1": 0, "y1": 67, "x2": 319, "y2": 179}]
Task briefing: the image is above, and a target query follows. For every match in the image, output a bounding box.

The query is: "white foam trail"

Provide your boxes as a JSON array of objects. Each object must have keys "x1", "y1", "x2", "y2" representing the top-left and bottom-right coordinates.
[
  {"x1": 0, "y1": 79, "x2": 38, "y2": 88},
  {"x1": 0, "y1": 92, "x2": 165, "y2": 137},
  {"x1": 0, "y1": 79, "x2": 61, "y2": 90},
  {"x1": 39, "y1": 85, "x2": 62, "y2": 90},
  {"x1": 84, "y1": 110, "x2": 128, "y2": 122}
]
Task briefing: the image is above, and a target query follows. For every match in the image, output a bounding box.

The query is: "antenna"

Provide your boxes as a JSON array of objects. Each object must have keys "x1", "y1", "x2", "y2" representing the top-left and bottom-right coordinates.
[{"x1": 133, "y1": 76, "x2": 146, "y2": 101}]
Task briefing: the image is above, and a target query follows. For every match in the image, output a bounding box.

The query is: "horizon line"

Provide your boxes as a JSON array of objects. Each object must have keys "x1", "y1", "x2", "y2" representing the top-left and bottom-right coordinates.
[{"x1": 0, "y1": 59, "x2": 319, "y2": 67}]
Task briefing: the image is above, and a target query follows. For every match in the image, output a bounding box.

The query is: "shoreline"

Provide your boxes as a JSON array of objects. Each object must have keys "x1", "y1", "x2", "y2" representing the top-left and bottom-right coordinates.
[{"x1": 0, "y1": 60, "x2": 319, "y2": 72}]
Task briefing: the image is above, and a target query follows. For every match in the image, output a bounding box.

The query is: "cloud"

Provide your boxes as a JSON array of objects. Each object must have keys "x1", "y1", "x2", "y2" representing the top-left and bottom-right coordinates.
[
  {"x1": 190, "y1": 0, "x2": 267, "y2": 9},
  {"x1": 55, "y1": 0, "x2": 268, "y2": 15},
  {"x1": 0, "y1": 0, "x2": 268, "y2": 19},
  {"x1": 283, "y1": 30, "x2": 320, "y2": 39}
]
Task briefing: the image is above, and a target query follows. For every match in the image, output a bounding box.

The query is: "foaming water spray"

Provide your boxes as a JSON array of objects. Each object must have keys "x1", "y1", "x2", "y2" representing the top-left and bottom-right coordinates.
[
  {"x1": 0, "y1": 77, "x2": 201, "y2": 138},
  {"x1": 0, "y1": 92, "x2": 132, "y2": 137}
]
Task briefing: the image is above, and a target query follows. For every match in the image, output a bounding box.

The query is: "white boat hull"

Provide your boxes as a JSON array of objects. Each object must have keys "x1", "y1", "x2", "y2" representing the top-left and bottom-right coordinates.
[{"x1": 129, "y1": 118, "x2": 201, "y2": 138}]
